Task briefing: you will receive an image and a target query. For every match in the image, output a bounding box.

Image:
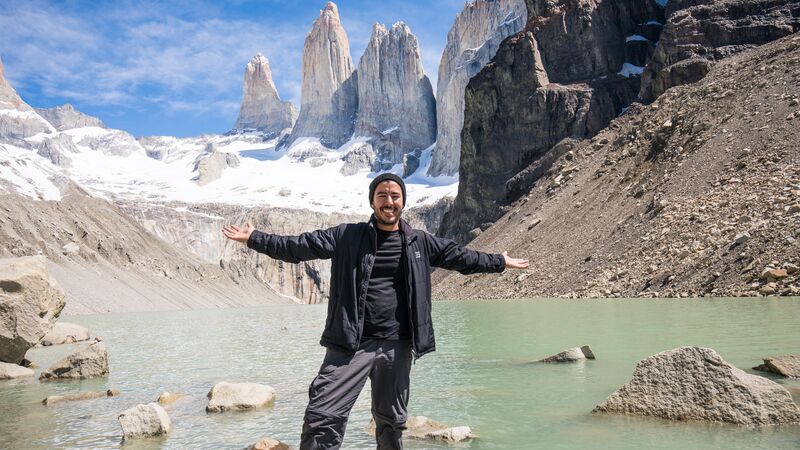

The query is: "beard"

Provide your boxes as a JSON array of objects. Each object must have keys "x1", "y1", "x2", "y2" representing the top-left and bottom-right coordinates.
[{"x1": 374, "y1": 205, "x2": 402, "y2": 226}]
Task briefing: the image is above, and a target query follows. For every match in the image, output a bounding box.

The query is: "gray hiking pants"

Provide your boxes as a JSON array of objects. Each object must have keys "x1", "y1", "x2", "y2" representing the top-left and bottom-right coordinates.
[{"x1": 300, "y1": 339, "x2": 413, "y2": 450}]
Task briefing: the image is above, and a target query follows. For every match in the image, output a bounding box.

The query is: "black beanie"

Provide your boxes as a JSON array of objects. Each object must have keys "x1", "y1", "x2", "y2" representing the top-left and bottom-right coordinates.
[{"x1": 369, "y1": 173, "x2": 406, "y2": 207}]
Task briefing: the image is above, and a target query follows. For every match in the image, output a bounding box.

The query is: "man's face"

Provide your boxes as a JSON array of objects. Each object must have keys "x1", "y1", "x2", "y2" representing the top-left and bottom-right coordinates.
[{"x1": 371, "y1": 180, "x2": 403, "y2": 227}]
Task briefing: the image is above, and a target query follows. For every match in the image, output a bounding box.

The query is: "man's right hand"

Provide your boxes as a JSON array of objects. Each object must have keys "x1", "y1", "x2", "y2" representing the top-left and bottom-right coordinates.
[{"x1": 222, "y1": 222, "x2": 255, "y2": 244}]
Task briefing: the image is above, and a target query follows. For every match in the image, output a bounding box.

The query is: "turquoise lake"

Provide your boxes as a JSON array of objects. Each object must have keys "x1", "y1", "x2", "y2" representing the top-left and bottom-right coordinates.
[{"x1": 1, "y1": 298, "x2": 799, "y2": 449}]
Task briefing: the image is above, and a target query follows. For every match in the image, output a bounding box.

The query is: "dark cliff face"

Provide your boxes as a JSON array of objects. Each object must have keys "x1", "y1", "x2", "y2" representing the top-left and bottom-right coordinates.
[
  {"x1": 439, "y1": 0, "x2": 663, "y2": 242},
  {"x1": 640, "y1": 0, "x2": 800, "y2": 102}
]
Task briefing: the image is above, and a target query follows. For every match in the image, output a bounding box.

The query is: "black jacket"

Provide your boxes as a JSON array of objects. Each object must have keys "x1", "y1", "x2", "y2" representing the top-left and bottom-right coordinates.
[{"x1": 247, "y1": 216, "x2": 505, "y2": 358}]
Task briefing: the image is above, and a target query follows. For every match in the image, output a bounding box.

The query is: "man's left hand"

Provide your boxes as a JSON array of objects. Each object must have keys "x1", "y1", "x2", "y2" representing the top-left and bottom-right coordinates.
[{"x1": 502, "y1": 251, "x2": 529, "y2": 269}]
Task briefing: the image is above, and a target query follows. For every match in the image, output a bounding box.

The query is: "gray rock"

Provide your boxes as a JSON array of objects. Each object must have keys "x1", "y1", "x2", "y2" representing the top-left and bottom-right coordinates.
[
  {"x1": 0, "y1": 361, "x2": 35, "y2": 379},
  {"x1": 34, "y1": 104, "x2": 106, "y2": 131},
  {"x1": 156, "y1": 391, "x2": 186, "y2": 405},
  {"x1": 245, "y1": 437, "x2": 292, "y2": 450},
  {"x1": 43, "y1": 389, "x2": 119, "y2": 406},
  {"x1": 339, "y1": 142, "x2": 377, "y2": 176},
  {"x1": 354, "y1": 22, "x2": 436, "y2": 165},
  {"x1": 403, "y1": 149, "x2": 421, "y2": 178},
  {"x1": 365, "y1": 416, "x2": 475, "y2": 443},
  {"x1": 753, "y1": 355, "x2": 800, "y2": 378},
  {"x1": 760, "y1": 267, "x2": 788, "y2": 281},
  {"x1": 402, "y1": 197, "x2": 454, "y2": 235},
  {"x1": 233, "y1": 53, "x2": 296, "y2": 135},
  {"x1": 732, "y1": 232, "x2": 750, "y2": 246},
  {"x1": 285, "y1": 2, "x2": 358, "y2": 149},
  {"x1": 539, "y1": 345, "x2": 595, "y2": 362},
  {"x1": 39, "y1": 340, "x2": 109, "y2": 380},
  {"x1": 206, "y1": 381, "x2": 276, "y2": 413},
  {"x1": 118, "y1": 403, "x2": 171, "y2": 440},
  {"x1": 592, "y1": 346, "x2": 800, "y2": 425},
  {"x1": 194, "y1": 145, "x2": 241, "y2": 186},
  {"x1": 42, "y1": 322, "x2": 91, "y2": 345},
  {"x1": 0, "y1": 256, "x2": 65, "y2": 364},
  {"x1": 61, "y1": 242, "x2": 80, "y2": 256},
  {"x1": 428, "y1": 0, "x2": 527, "y2": 177},
  {"x1": 37, "y1": 134, "x2": 78, "y2": 167}
]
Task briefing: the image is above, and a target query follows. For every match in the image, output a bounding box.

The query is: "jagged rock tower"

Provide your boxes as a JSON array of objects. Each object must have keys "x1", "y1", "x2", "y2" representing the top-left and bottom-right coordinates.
[
  {"x1": 233, "y1": 53, "x2": 297, "y2": 135},
  {"x1": 284, "y1": 2, "x2": 358, "y2": 149},
  {"x1": 353, "y1": 22, "x2": 436, "y2": 168}
]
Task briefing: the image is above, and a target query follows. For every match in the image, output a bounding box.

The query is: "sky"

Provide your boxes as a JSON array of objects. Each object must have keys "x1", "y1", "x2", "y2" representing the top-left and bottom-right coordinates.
[{"x1": 0, "y1": 0, "x2": 469, "y2": 137}]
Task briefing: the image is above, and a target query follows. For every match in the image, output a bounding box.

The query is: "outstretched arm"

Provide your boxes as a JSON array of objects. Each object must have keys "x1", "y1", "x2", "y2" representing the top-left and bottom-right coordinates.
[
  {"x1": 425, "y1": 233, "x2": 528, "y2": 274},
  {"x1": 223, "y1": 222, "x2": 340, "y2": 263}
]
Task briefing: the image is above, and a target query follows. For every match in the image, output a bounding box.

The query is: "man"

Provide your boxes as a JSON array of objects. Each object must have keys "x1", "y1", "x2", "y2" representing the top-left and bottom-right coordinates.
[{"x1": 223, "y1": 173, "x2": 528, "y2": 450}]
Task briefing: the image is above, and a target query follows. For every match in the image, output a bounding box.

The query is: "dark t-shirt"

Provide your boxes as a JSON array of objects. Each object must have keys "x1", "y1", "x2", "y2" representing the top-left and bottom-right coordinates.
[{"x1": 362, "y1": 229, "x2": 411, "y2": 340}]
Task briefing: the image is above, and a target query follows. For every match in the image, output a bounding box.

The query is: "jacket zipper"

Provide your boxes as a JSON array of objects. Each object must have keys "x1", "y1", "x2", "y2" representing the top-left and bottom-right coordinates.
[
  {"x1": 355, "y1": 223, "x2": 377, "y2": 349},
  {"x1": 403, "y1": 233, "x2": 418, "y2": 362}
]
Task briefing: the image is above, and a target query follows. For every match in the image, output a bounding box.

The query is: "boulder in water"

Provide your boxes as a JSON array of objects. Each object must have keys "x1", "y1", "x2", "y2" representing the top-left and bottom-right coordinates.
[
  {"x1": 41, "y1": 322, "x2": 91, "y2": 345},
  {"x1": 365, "y1": 415, "x2": 475, "y2": 443},
  {"x1": 0, "y1": 361, "x2": 35, "y2": 379},
  {"x1": 39, "y1": 340, "x2": 109, "y2": 380},
  {"x1": 157, "y1": 391, "x2": 186, "y2": 405},
  {"x1": 538, "y1": 345, "x2": 595, "y2": 362},
  {"x1": 0, "y1": 256, "x2": 65, "y2": 364},
  {"x1": 206, "y1": 381, "x2": 276, "y2": 413},
  {"x1": 245, "y1": 437, "x2": 292, "y2": 450},
  {"x1": 43, "y1": 389, "x2": 119, "y2": 406},
  {"x1": 753, "y1": 355, "x2": 800, "y2": 378},
  {"x1": 592, "y1": 347, "x2": 800, "y2": 425},
  {"x1": 118, "y1": 403, "x2": 171, "y2": 440}
]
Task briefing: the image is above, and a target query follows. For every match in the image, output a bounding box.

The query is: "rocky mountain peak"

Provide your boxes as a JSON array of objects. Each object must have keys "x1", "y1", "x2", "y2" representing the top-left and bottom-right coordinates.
[
  {"x1": 35, "y1": 103, "x2": 107, "y2": 131},
  {"x1": 0, "y1": 54, "x2": 30, "y2": 111},
  {"x1": 352, "y1": 19, "x2": 435, "y2": 171},
  {"x1": 233, "y1": 52, "x2": 296, "y2": 135},
  {"x1": 283, "y1": 0, "x2": 358, "y2": 149},
  {"x1": 322, "y1": 1, "x2": 338, "y2": 17},
  {"x1": 0, "y1": 55, "x2": 56, "y2": 139}
]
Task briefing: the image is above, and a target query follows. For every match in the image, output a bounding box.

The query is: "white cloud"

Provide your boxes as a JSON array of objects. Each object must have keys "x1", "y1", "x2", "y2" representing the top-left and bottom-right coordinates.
[{"x1": 0, "y1": 0, "x2": 306, "y2": 110}]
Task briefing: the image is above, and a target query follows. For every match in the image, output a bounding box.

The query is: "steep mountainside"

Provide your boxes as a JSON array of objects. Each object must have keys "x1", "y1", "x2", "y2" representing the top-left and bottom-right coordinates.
[
  {"x1": 427, "y1": 0, "x2": 527, "y2": 177},
  {"x1": 433, "y1": 33, "x2": 800, "y2": 299},
  {"x1": 0, "y1": 184, "x2": 290, "y2": 314},
  {"x1": 439, "y1": 0, "x2": 664, "y2": 242},
  {"x1": 119, "y1": 201, "x2": 364, "y2": 304}
]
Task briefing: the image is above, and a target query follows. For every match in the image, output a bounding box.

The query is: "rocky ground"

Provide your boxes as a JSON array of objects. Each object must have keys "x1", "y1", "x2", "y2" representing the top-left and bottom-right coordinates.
[{"x1": 433, "y1": 33, "x2": 800, "y2": 300}]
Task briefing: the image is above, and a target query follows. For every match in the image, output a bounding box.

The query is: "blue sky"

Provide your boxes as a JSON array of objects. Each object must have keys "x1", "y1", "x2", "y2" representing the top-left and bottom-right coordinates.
[{"x1": 0, "y1": 0, "x2": 468, "y2": 137}]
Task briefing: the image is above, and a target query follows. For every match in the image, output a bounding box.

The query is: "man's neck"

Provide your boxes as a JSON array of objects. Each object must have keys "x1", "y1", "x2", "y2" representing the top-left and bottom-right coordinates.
[{"x1": 376, "y1": 222, "x2": 400, "y2": 232}]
